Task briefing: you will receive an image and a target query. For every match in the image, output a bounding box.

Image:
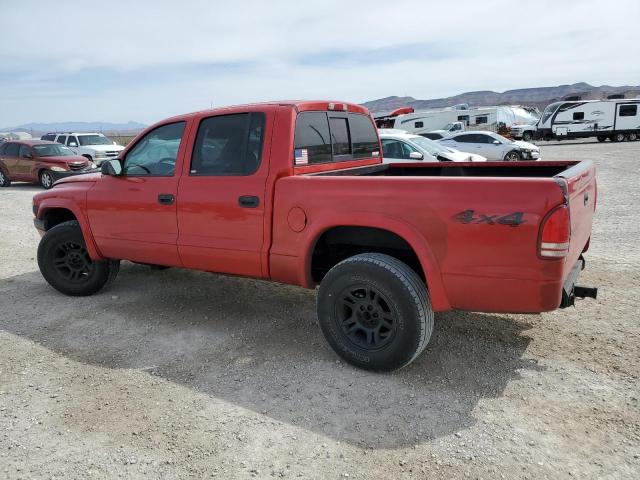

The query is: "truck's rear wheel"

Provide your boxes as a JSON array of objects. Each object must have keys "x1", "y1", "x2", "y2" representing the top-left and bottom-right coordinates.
[
  {"x1": 628, "y1": 133, "x2": 638, "y2": 142},
  {"x1": 597, "y1": 135, "x2": 607, "y2": 142},
  {"x1": 522, "y1": 131, "x2": 533, "y2": 142},
  {"x1": 317, "y1": 253, "x2": 433, "y2": 371},
  {"x1": 37, "y1": 220, "x2": 120, "y2": 296},
  {"x1": 611, "y1": 133, "x2": 625, "y2": 142}
]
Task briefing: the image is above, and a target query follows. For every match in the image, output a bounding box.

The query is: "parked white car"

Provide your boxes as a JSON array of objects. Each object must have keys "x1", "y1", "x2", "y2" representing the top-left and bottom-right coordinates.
[
  {"x1": 41, "y1": 132, "x2": 124, "y2": 165},
  {"x1": 379, "y1": 129, "x2": 486, "y2": 163},
  {"x1": 438, "y1": 131, "x2": 540, "y2": 161}
]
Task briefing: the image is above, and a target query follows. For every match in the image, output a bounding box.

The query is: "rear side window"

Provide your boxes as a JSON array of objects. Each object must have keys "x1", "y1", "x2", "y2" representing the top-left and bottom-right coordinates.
[
  {"x1": 4, "y1": 143, "x2": 19, "y2": 156},
  {"x1": 619, "y1": 105, "x2": 638, "y2": 117},
  {"x1": 56, "y1": 135, "x2": 67, "y2": 145},
  {"x1": 191, "y1": 112, "x2": 265, "y2": 176},
  {"x1": 294, "y1": 111, "x2": 379, "y2": 165},
  {"x1": 452, "y1": 134, "x2": 475, "y2": 143}
]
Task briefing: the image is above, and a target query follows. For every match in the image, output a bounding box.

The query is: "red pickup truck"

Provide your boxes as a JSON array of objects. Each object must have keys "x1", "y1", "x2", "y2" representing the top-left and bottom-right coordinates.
[{"x1": 32, "y1": 100, "x2": 597, "y2": 371}]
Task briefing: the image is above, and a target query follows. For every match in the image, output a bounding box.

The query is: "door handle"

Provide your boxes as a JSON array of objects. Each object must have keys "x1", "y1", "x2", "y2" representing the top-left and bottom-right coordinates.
[
  {"x1": 238, "y1": 195, "x2": 259, "y2": 208},
  {"x1": 157, "y1": 193, "x2": 175, "y2": 205}
]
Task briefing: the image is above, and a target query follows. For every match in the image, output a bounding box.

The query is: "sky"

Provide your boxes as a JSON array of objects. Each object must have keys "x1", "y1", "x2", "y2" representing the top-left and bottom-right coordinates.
[{"x1": 1, "y1": 0, "x2": 639, "y2": 127}]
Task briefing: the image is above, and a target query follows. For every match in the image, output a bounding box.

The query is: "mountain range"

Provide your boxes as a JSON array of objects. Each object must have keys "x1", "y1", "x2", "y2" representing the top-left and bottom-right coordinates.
[
  {"x1": 1, "y1": 121, "x2": 146, "y2": 134},
  {"x1": 362, "y1": 82, "x2": 640, "y2": 114}
]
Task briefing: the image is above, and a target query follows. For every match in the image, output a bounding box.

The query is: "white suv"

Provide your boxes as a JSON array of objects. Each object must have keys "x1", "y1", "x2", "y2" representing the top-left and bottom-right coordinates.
[{"x1": 41, "y1": 132, "x2": 124, "y2": 165}]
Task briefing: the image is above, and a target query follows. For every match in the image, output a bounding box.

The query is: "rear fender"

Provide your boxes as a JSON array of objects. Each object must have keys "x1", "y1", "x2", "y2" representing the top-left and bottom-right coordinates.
[{"x1": 301, "y1": 212, "x2": 451, "y2": 311}]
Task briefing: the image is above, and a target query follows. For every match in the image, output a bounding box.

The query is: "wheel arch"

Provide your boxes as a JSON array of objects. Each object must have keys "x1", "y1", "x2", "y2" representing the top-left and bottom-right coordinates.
[
  {"x1": 37, "y1": 200, "x2": 104, "y2": 261},
  {"x1": 302, "y1": 215, "x2": 450, "y2": 311}
]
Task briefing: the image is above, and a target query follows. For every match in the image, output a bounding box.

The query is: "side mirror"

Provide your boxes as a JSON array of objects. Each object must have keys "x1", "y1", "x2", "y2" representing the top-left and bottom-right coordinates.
[
  {"x1": 101, "y1": 159, "x2": 122, "y2": 176},
  {"x1": 409, "y1": 151, "x2": 424, "y2": 160},
  {"x1": 493, "y1": 140, "x2": 501, "y2": 145},
  {"x1": 68, "y1": 142, "x2": 78, "y2": 147}
]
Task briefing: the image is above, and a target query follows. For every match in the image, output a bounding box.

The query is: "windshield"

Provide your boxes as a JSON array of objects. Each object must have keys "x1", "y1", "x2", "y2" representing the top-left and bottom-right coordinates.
[
  {"x1": 78, "y1": 135, "x2": 113, "y2": 146},
  {"x1": 540, "y1": 102, "x2": 561, "y2": 125},
  {"x1": 409, "y1": 136, "x2": 450, "y2": 155},
  {"x1": 33, "y1": 144, "x2": 75, "y2": 157}
]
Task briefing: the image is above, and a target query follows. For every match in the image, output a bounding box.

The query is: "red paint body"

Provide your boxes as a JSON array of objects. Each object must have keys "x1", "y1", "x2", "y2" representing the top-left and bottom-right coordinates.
[
  {"x1": 0, "y1": 140, "x2": 90, "y2": 184},
  {"x1": 32, "y1": 101, "x2": 597, "y2": 314}
]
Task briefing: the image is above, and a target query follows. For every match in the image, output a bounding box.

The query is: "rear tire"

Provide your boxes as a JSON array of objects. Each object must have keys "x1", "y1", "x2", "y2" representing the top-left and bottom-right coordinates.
[
  {"x1": 37, "y1": 220, "x2": 120, "y2": 296},
  {"x1": 597, "y1": 135, "x2": 607, "y2": 142},
  {"x1": 39, "y1": 170, "x2": 55, "y2": 189},
  {"x1": 0, "y1": 169, "x2": 10, "y2": 187},
  {"x1": 504, "y1": 150, "x2": 522, "y2": 161},
  {"x1": 522, "y1": 131, "x2": 533, "y2": 142},
  {"x1": 317, "y1": 253, "x2": 433, "y2": 371},
  {"x1": 611, "y1": 133, "x2": 626, "y2": 142},
  {"x1": 628, "y1": 133, "x2": 638, "y2": 142}
]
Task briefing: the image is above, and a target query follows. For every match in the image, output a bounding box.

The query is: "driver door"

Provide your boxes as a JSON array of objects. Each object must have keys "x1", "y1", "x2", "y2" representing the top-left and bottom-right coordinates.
[{"x1": 86, "y1": 121, "x2": 188, "y2": 266}]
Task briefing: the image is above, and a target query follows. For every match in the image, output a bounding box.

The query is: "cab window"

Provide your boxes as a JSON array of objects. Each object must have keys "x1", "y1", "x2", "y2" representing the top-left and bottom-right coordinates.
[
  {"x1": 190, "y1": 112, "x2": 265, "y2": 176},
  {"x1": 123, "y1": 122, "x2": 185, "y2": 176}
]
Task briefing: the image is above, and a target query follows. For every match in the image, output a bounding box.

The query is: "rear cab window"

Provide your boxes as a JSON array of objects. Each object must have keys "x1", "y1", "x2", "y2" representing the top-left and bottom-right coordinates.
[{"x1": 294, "y1": 111, "x2": 379, "y2": 166}]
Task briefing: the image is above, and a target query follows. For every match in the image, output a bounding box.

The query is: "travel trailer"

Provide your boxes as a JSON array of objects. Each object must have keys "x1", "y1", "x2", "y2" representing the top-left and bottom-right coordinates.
[
  {"x1": 375, "y1": 105, "x2": 539, "y2": 136},
  {"x1": 533, "y1": 99, "x2": 640, "y2": 142}
]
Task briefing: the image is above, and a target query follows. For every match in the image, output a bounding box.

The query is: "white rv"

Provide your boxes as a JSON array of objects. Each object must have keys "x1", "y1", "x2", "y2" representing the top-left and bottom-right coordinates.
[
  {"x1": 375, "y1": 105, "x2": 538, "y2": 136},
  {"x1": 533, "y1": 99, "x2": 640, "y2": 142}
]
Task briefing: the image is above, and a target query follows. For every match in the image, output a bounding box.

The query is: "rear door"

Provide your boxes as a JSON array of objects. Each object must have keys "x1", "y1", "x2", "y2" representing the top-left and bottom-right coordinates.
[
  {"x1": 86, "y1": 121, "x2": 187, "y2": 266},
  {"x1": 0, "y1": 143, "x2": 20, "y2": 177},
  {"x1": 176, "y1": 110, "x2": 272, "y2": 277}
]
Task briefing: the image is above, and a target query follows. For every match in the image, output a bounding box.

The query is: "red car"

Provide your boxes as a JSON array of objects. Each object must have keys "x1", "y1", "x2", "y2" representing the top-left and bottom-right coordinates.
[
  {"x1": 0, "y1": 140, "x2": 94, "y2": 189},
  {"x1": 32, "y1": 101, "x2": 598, "y2": 371}
]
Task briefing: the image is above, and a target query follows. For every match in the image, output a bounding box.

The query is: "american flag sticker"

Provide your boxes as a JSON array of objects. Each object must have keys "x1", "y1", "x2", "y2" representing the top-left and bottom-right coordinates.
[{"x1": 294, "y1": 148, "x2": 309, "y2": 165}]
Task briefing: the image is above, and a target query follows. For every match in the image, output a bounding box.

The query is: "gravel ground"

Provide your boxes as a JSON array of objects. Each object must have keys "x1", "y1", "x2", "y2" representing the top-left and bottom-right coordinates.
[{"x1": 1, "y1": 140, "x2": 639, "y2": 479}]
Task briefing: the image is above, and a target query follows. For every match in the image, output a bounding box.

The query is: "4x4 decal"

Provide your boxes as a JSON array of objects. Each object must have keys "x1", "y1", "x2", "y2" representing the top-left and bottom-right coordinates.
[{"x1": 455, "y1": 210, "x2": 524, "y2": 226}]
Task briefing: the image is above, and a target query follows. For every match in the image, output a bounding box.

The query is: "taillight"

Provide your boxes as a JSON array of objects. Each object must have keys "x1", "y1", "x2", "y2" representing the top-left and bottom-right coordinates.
[{"x1": 539, "y1": 204, "x2": 570, "y2": 258}]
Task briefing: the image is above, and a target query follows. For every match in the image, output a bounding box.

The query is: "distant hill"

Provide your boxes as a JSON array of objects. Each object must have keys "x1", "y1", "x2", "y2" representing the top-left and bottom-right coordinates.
[
  {"x1": 1, "y1": 121, "x2": 146, "y2": 134},
  {"x1": 362, "y1": 82, "x2": 640, "y2": 115}
]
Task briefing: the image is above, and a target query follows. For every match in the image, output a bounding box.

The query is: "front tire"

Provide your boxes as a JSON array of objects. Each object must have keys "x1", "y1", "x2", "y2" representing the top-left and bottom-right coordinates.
[
  {"x1": 39, "y1": 170, "x2": 55, "y2": 189},
  {"x1": 37, "y1": 220, "x2": 120, "y2": 296},
  {"x1": 504, "y1": 150, "x2": 522, "y2": 161},
  {"x1": 597, "y1": 135, "x2": 607, "y2": 142},
  {"x1": 317, "y1": 253, "x2": 433, "y2": 371}
]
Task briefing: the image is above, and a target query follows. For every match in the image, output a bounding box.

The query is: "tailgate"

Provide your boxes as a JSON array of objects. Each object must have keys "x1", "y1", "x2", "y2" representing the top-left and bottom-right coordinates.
[{"x1": 555, "y1": 160, "x2": 597, "y2": 271}]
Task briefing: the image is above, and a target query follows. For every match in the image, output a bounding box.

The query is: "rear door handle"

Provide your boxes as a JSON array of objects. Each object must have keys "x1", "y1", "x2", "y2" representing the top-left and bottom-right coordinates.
[
  {"x1": 238, "y1": 195, "x2": 259, "y2": 208},
  {"x1": 157, "y1": 194, "x2": 175, "y2": 205}
]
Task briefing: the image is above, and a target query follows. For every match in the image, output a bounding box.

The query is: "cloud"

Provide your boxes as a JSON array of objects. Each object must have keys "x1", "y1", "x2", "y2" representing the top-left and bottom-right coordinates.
[{"x1": 1, "y1": 0, "x2": 639, "y2": 126}]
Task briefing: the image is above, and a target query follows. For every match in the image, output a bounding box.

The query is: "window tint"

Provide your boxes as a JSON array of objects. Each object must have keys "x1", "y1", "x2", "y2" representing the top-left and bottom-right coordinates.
[
  {"x1": 42, "y1": 134, "x2": 56, "y2": 141},
  {"x1": 4, "y1": 143, "x2": 19, "y2": 156},
  {"x1": 329, "y1": 117, "x2": 351, "y2": 156},
  {"x1": 294, "y1": 112, "x2": 332, "y2": 164},
  {"x1": 477, "y1": 134, "x2": 496, "y2": 144},
  {"x1": 67, "y1": 136, "x2": 78, "y2": 146},
  {"x1": 19, "y1": 145, "x2": 32, "y2": 157},
  {"x1": 191, "y1": 112, "x2": 265, "y2": 176},
  {"x1": 453, "y1": 134, "x2": 476, "y2": 143},
  {"x1": 56, "y1": 135, "x2": 67, "y2": 145},
  {"x1": 619, "y1": 105, "x2": 638, "y2": 117},
  {"x1": 475, "y1": 116, "x2": 488, "y2": 124},
  {"x1": 124, "y1": 122, "x2": 185, "y2": 176},
  {"x1": 349, "y1": 114, "x2": 379, "y2": 159},
  {"x1": 414, "y1": 121, "x2": 423, "y2": 128},
  {"x1": 0, "y1": 143, "x2": 7, "y2": 155}
]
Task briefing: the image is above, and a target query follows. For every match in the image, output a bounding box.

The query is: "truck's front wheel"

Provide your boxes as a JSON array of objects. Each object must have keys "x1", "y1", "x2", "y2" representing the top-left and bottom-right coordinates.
[
  {"x1": 522, "y1": 131, "x2": 533, "y2": 142},
  {"x1": 37, "y1": 220, "x2": 120, "y2": 296},
  {"x1": 317, "y1": 253, "x2": 433, "y2": 371}
]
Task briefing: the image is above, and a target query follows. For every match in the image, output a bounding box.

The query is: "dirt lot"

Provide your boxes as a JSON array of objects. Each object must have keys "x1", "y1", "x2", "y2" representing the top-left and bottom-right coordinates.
[{"x1": 1, "y1": 141, "x2": 639, "y2": 479}]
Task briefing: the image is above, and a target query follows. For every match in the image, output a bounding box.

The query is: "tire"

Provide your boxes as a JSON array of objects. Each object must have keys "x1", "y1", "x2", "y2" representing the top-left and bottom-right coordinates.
[
  {"x1": 522, "y1": 131, "x2": 533, "y2": 142},
  {"x1": 39, "y1": 170, "x2": 55, "y2": 189},
  {"x1": 504, "y1": 150, "x2": 522, "y2": 161},
  {"x1": 37, "y1": 220, "x2": 120, "y2": 296},
  {"x1": 317, "y1": 253, "x2": 433, "y2": 371},
  {"x1": 628, "y1": 133, "x2": 638, "y2": 142},
  {"x1": 0, "y1": 168, "x2": 10, "y2": 187},
  {"x1": 611, "y1": 133, "x2": 626, "y2": 142},
  {"x1": 597, "y1": 135, "x2": 607, "y2": 142}
]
